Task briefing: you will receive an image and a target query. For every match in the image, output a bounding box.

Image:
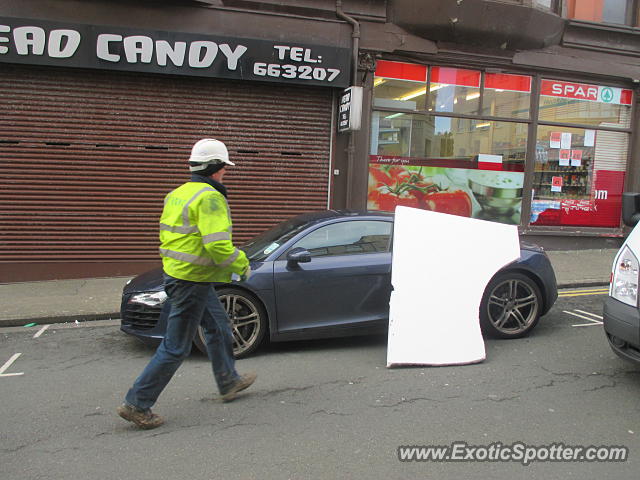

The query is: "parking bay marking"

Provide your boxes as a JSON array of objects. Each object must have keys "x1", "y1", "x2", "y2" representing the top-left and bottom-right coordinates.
[
  {"x1": 564, "y1": 309, "x2": 604, "y2": 327},
  {"x1": 33, "y1": 324, "x2": 50, "y2": 338},
  {"x1": 0, "y1": 353, "x2": 24, "y2": 377}
]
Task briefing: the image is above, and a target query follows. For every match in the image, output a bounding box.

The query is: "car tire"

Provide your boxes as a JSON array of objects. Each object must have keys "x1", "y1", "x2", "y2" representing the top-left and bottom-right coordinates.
[
  {"x1": 479, "y1": 272, "x2": 542, "y2": 339},
  {"x1": 194, "y1": 287, "x2": 267, "y2": 358}
]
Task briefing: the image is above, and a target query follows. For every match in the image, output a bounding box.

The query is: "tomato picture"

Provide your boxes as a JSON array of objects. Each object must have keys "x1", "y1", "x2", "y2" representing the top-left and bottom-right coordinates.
[
  {"x1": 376, "y1": 191, "x2": 418, "y2": 211},
  {"x1": 423, "y1": 190, "x2": 472, "y2": 217},
  {"x1": 369, "y1": 165, "x2": 392, "y2": 185},
  {"x1": 367, "y1": 164, "x2": 472, "y2": 217}
]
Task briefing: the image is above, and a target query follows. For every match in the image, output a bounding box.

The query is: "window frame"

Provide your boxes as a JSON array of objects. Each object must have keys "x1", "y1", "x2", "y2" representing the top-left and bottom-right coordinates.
[{"x1": 563, "y1": 0, "x2": 640, "y2": 27}]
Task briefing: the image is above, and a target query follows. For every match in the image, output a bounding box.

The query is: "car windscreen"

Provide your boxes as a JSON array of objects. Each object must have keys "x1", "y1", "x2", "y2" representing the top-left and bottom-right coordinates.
[{"x1": 241, "y1": 217, "x2": 311, "y2": 261}]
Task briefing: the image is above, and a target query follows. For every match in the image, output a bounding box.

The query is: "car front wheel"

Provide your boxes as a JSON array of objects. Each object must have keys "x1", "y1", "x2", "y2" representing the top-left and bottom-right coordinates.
[
  {"x1": 194, "y1": 287, "x2": 267, "y2": 358},
  {"x1": 479, "y1": 272, "x2": 542, "y2": 339}
]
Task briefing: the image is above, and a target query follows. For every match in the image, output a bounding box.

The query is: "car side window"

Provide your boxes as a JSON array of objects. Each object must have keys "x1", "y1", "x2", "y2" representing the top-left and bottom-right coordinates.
[{"x1": 289, "y1": 221, "x2": 392, "y2": 258}]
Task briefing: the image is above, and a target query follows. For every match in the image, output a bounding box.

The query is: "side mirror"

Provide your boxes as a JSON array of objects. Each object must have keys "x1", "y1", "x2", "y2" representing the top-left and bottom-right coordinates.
[
  {"x1": 622, "y1": 193, "x2": 640, "y2": 227},
  {"x1": 286, "y1": 247, "x2": 311, "y2": 266}
]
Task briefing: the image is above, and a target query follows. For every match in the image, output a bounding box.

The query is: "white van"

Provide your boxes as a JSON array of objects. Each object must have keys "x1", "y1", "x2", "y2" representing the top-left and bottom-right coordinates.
[{"x1": 603, "y1": 193, "x2": 640, "y2": 364}]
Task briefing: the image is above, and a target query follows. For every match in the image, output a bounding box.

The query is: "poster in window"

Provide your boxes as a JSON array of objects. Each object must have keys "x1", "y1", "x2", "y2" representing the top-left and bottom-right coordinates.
[
  {"x1": 570, "y1": 150, "x2": 582, "y2": 167},
  {"x1": 367, "y1": 156, "x2": 524, "y2": 225},
  {"x1": 584, "y1": 130, "x2": 595, "y2": 147}
]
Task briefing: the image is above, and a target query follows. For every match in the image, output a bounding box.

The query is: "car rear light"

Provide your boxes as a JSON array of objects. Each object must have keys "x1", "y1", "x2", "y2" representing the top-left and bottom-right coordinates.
[
  {"x1": 129, "y1": 290, "x2": 168, "y2": 307},
  {"x1": 611, "y1": 246, "x2": 639, "y2": 307}
]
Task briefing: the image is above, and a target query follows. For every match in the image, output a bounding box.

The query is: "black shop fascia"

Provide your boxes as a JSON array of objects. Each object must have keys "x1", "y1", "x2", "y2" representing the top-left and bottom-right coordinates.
[{"x1": 0, "y1": 17, "x2": 351, "y2": 88}]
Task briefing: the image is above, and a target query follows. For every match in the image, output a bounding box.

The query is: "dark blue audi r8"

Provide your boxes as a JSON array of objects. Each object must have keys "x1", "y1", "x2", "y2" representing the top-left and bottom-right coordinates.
[{"x1": 121, "y1": 210, "x2": 557, "y2": 357}]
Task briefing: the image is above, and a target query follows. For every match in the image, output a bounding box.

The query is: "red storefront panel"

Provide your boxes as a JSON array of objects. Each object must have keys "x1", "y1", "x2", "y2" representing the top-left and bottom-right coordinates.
[{"x1": 374, "y1": 60, "x2": 427, "y2": 82}]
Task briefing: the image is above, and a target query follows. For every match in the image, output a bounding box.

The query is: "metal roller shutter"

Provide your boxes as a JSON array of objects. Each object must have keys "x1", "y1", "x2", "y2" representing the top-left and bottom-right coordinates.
[{"x1": 0, "y1": 64, "x2": 334, "y2": 282}]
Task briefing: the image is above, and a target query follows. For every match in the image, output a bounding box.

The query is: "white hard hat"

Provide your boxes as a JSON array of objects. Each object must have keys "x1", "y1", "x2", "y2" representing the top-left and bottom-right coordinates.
[{"x1": 188, "y1": 139, "x2": 235, "y2": 171}]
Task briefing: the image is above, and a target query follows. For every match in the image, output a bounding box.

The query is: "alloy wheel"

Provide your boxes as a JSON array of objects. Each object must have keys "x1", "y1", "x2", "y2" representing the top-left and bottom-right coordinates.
[
  {"x1": 194, "y1": 288, "x2": 267, "y2": 358},
  {"x1": 219, "y1": 292, "x2": 263, "y2": 356},
  {"x1": 482, "y1": 273, "x2": 541, "y2": 338}
]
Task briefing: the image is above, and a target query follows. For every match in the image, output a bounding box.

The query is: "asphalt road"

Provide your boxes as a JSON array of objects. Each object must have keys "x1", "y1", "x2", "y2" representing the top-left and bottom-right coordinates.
[{"x1": 1, "y1": 287, "x2": 639, "y2": 480}]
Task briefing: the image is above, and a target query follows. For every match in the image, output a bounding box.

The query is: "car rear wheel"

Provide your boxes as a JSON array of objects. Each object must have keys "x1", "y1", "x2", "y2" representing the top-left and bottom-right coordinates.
[
  {"x1": 479, "y1": 272, "x2": 542, "y2": 339},
  {"x1": 194, "y1": 287, "x2": 267, "y2": 358}
]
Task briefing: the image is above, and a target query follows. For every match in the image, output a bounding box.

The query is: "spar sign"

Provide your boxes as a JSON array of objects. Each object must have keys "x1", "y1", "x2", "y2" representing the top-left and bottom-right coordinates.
[{"x1": 541, "y1": 79, "x2": 632, "y2": 105}]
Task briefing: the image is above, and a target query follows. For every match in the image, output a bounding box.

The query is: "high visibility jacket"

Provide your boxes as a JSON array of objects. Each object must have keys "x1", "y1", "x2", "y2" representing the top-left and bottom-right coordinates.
[{"x1": 158, "y1": 181, "x2": 248, "y2": 282}]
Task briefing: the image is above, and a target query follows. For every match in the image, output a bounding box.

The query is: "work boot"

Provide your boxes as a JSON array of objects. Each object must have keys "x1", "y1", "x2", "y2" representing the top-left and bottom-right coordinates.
[
  {"x1": 117, "y1": 403, "x2": 165, "y2": 429},
  {"x1": 221, "y1": 372, "x2": 257, "y2": 403}
]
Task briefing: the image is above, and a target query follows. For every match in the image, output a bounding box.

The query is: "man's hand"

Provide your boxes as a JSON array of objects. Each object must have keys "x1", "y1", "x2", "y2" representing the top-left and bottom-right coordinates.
[{"x1": 240, "y1": 266, "x2": 251, "y2": 282}]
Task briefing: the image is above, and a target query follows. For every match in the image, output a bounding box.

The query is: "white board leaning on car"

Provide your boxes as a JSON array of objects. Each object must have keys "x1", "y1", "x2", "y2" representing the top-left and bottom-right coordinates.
[{"x1": 387, "y1": 206, "x2": 520, "y2": 367}]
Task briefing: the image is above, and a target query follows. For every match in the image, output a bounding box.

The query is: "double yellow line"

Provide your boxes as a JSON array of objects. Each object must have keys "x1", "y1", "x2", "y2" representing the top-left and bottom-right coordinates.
[{"x1": 558, "y1": 287, "x2": 609, "y2": 298}]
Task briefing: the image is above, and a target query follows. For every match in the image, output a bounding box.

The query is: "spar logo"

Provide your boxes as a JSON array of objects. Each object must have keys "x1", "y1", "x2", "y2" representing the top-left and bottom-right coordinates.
[{"x1": 600, "y1": 87, "x2": 614, "y2": 103}]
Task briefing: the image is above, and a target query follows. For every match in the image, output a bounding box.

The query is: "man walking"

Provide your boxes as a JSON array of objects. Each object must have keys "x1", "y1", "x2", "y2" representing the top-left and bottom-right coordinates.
[{"x1": 118, "y1": 138, "x2": 256, "y2": 429}]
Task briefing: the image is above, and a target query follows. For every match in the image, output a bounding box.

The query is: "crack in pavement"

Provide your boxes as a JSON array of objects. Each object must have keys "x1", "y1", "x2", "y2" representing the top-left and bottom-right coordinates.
[
  {"x1": 140, "y1": 421, "x2": 273, "y2": 438},
  {"x1": 1, "y1": 434, "x2": 54, "y2": 454},
  {"x1": 216, "y1": 421, "x2": 272, "y2": 432},
  {"x1": 583, "y1": 381, "x2": 617, "y2": 392},
  {"x1": 256, "y1": 377, "x2": 366, "y2": 399},
  {"x1": 2, "y1": 444, "x2": 29, "y2": 454},
  {"x1": 539, "y1": 366, "x2": 583, "y2": 380},
  {"x1": 484, "y1": 394, "x2": 521, "y2": 402},
  {"x1": 59, "y1": 357, "x2": 103, "y2": 370},
  {"x1": 370, "y1": 396, "x2": 444, "y2": 408},
  {"x1": 477, "y1": 368, "x2": 637, "y2": 399},
  {"x1": 311, "y1": 409, "x2": 351, "y2": 416}
]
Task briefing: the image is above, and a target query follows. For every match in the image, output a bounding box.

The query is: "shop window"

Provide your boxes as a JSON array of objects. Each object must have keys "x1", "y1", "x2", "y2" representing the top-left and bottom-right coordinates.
[
  {"x1": 428, "y1": 67, "x2": 480, "y2": 115},
  {"x1": 370, "y1": 112, "x2": 423, "y2": 157},
  {"x1": 538, "y1": 79, "x2": 632, "y2": 128},
  {"x1": 531, "y1": 125, "x2": 629, "y2": 228},
  {"x1": 368, "y1": 112, "x2": 527, "y2": 225},
  {"x1": 483, "y1": 73, "x2": 531, "y2": 119},
  {"x1": 372, "y1": 62, "x2": 532, "y2": 121},
  {"x1": 370, "y1": 113, "x2": 527, "y2": 170},
  {"x1": 565, "y1": 0, "x2": 635, "y2": 26},
  {"x1": 533, "y1": 0, "x2": 555, "y2": 11},
  {"x1": 370, "y1": 59, "x2": 636, "y2": 232},
  {"x1": 373, "y1": 60, "x2": 427, "y2": 110},
  {"x1": 533, "y1": 78, "x2": 632, "y2": 228}
]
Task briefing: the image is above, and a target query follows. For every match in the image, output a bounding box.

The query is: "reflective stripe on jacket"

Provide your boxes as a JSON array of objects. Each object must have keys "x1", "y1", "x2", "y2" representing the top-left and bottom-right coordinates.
[{"x1": 159, "y1": 181, "x2": 248, "y2": 282}]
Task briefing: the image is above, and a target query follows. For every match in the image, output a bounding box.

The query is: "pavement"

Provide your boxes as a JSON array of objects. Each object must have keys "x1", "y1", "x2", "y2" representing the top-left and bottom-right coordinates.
[{"x1": 0, "y1": 248, "x2": 618, "y2": 328}]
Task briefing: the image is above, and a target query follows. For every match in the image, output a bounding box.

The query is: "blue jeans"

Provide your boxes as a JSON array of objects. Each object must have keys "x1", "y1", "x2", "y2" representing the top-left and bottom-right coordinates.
[{"x1": 125, "y1": 274, "x2": 240, "y2": 411}]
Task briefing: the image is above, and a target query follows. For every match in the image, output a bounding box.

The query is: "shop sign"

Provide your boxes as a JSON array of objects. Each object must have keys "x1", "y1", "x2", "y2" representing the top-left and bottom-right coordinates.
[
  {"x1": 541, "y1": 79, "x2": 632, "y2": 105},
  {"x1": 338, "y1": 86, "x2": 363, "y2": 132},
  {"x1": 0, "y1": 17, "x2": 350, "y2": 87}
]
